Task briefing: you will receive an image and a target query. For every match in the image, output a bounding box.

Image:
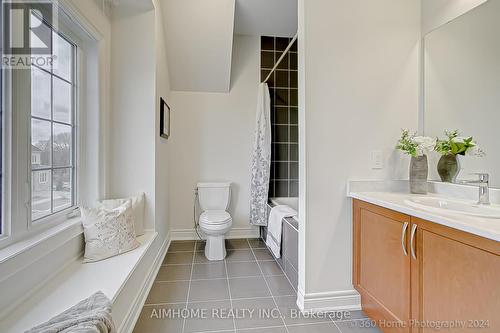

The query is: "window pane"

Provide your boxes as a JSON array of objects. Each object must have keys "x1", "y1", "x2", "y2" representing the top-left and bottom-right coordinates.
[
  {"x1": 32, "y1": 170, "x2": 51, "y2": 220},
  {"x1": 31, "y1": 67, "x2": 51, "y2": 119},
  {"x1": 53, "y1": 168, "x2": 72, "y2": 212},
  {"x1": 30, "y1": 13, "x2": 52, "y2": 71},
  {"x1": 53, "y1": 123, "x2": 72, "y2": 167},
  {"x1": 53, "y1": 77, "x2": 72, "y2": 124},
  {"x1": 31, "y1": 119, "x2": 51, "y2": 169},
  {"x1": 53, "y1": 32, "x2": 72, "y2": 82}
]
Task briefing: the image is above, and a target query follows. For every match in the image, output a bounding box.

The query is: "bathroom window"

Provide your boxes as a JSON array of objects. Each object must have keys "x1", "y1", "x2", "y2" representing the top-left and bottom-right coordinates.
[
  {"x1": 0, "y1": 2, "x2": 96, "y2": 250},
  {"x1": 30, "y1": 13, "x2": 77, "y2": 222}
]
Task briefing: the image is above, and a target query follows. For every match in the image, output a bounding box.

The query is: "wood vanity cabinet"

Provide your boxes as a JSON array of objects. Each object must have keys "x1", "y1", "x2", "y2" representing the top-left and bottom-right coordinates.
[{"x1": 353, "y1": 199, "x2": 500, "y2": 333}]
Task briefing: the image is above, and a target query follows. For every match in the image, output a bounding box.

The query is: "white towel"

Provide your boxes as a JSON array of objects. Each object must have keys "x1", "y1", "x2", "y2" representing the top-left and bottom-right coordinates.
[
  {"x1": 25, "y1": 291, "x2": 116, "y2": 333},
  {"x1": 266, "y1": 205, "x2": 297, "y2": 258}
]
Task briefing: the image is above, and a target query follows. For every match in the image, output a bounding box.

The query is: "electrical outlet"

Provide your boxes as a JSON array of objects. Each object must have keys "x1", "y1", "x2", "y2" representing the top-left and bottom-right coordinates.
[{"x1": 371, "y1": 151, "x2": 384, "y2": 169}]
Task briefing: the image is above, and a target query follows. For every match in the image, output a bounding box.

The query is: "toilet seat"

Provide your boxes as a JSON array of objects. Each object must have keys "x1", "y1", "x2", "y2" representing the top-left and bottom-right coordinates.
[{"x1": 200, "y1": 210, "x2": 232, "y2": 226}]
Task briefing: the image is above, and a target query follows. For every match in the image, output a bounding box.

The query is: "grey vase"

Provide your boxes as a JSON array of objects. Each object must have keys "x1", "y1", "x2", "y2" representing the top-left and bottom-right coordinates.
[
  {"x1": 437, "y1": 154, "x2": 460, "y2": 183},
  {"x1": 410, "y1": 155, "x2": 428, "y2": 194}
]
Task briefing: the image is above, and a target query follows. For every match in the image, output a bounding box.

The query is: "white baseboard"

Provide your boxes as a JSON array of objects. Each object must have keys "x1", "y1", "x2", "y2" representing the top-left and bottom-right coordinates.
[
  {"x1": 170, "y1": 227, "x2": 260, "y2": 240},
  {"x1": 119, "y1": 232, "x2": 171, "y2": 333},
  {"x1": 297, "y1": 288, "x2": 361, "y2": 313}
]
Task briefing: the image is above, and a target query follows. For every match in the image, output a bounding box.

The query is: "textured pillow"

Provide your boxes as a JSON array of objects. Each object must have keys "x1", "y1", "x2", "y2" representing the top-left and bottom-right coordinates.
[
  {"x1": 81, "y1": 201, "x2": 140, "y2": 263},
  {"x1": 98, "y1": 193, "x2": 145, "y2": 236}
]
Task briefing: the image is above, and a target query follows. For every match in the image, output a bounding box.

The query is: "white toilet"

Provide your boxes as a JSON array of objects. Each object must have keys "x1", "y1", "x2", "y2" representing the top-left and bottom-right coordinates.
[{"x1": 197, "y1": 182, "x2": 233, "y2": 261}]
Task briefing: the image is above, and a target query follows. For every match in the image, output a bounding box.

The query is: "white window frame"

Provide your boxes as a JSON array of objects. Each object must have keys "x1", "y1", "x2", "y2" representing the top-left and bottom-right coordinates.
[
  {"x1": 29, "y1": 14, "x2": 78, "y2": 224},
  {"x1": 0, "y1": 9, "x2": 85, "y2": 250}
]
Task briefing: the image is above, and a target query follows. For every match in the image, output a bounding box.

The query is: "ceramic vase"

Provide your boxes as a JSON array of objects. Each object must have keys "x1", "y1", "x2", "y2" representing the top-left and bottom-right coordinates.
[
  {"x1": 410, "y1": 155, "x2": 428, "y2": 194},
  {"x1": 437, "y1": 154, "x2": 460, "y2": 183}
]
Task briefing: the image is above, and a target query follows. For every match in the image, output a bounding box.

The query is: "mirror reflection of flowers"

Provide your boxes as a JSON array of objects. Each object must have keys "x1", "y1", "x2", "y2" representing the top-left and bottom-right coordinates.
[
  {"x1": 396, "y1": 129, "x2": 436, "y2": 157},
  {"x1": 435, "y1": 130, "x2": 485, "y2": 157}
]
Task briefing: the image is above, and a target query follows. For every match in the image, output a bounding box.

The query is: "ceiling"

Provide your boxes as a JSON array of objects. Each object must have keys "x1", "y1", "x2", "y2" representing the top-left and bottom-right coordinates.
[
  {"x1": 161, "y1": 0, "x2": 236, "y2": 92},
  {"x1": 159, "y1": 0, "x2": 297, "y2": 92},
  {"x1": 234, "y1": 0, "x2": 297, "y2": 37}
]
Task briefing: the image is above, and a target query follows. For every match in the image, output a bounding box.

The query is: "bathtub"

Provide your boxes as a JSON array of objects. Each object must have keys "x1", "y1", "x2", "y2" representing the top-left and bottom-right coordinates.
[
  {"x1": 269, "y1": 197, "x2": 299, "y2": 212},
  {"x1": 261, "y1": 197, "x2": 299, "y2": 289}
]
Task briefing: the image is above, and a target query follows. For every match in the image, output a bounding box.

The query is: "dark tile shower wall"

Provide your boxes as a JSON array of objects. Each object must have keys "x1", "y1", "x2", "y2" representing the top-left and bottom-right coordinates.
[{"x1": 261, "y1": 36, "x2": 298, "y2": 198}]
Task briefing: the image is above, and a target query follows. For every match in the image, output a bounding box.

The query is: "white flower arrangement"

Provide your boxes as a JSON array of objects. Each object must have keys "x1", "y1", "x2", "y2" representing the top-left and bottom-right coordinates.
[{"x1": 396, "y1": 129, "x2": 436, "y2": 158}]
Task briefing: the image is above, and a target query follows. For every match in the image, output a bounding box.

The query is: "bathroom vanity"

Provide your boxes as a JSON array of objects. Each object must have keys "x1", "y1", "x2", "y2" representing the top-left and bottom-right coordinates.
[{"x1": 349, "y1": 186, "x2": 500, "y2": 333}]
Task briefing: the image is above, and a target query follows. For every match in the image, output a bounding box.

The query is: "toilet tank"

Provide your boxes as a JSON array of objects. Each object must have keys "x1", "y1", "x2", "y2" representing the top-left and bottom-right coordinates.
[{"x1": 197, "y1": 182, "x2": 232, "y2": 211}]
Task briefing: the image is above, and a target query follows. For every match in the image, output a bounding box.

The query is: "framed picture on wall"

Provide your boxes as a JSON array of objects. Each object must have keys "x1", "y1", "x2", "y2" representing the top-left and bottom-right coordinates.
[{"x1": 160, "y1": 97, "x2": 171, "y2": 139}]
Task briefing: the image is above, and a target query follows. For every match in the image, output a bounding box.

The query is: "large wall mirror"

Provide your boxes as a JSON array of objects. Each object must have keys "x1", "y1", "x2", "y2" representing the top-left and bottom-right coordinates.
[{"x1": 424, "y1": 0, "x2": 500, "y2": 188}]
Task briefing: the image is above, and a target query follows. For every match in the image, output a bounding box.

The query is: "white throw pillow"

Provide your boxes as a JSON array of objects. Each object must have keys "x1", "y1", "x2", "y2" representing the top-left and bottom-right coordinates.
[
  {"x1": 82, "y1": 201, "x2": 140, "y2": 263},
  {"x1": 98, "y1": 193, "x2": 145, "y2": 236}
]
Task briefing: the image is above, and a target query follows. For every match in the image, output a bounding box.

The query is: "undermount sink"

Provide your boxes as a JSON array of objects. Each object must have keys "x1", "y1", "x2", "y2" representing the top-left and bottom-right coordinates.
[{"x1": 405, "y1": 197, "x2": 500, "y2": 219}]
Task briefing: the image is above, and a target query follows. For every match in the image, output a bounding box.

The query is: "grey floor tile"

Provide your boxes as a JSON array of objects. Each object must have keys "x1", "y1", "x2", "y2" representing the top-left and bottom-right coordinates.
[
  {"x1": 194, "y1": 251, "x2": 214, "y2": 263},
  {"x1": 155, "y1": 265, "x2": 192, "y2": 282},
  {"x1": 237, "y1": 328, "x2": 286, "y2": 333},
  {"x1": 188, "y1": 279, "x2": 230, "y2": 302},
  {"x1": 259, "y1": 260, "x2": 285, "y2": 276},
  {"x1": 226, "y1": 238, "x2": 251, "y2": 249},
  {"x1": 248, "y1": 238, "x2": 267, "y2": 249},
  {"x1": 265, "y1": 275, "x2": 295, "y2": 296},
  {"x1": 274, "y1": 296, "x2": 332, "y2": 326},
  {"x1": 133, "y1": 304, "x2": 185, "y2": 333},
  {"x1": 333, "y1": 310, "x2": 368, "y2": 321},
  {"x1": 226, "y1": 249, "x2": 255, "y2": 262},
  {"x1": 287, "y1": 322, "x2": 341, "y2": 333},
  {"x1": 145, "y1": 281, "x2": 189, "y2": 304},
  {"x1": 335, "y1": 320, "x2": 382, "y2": 333},
  {"x1": 227, "y1": 261, "x2": 262, "y2": 278},
  {"x1": 253, "y1": 248, "x2": 274, "y2": 261},
  {"x1": 184, "y1": 300, "x2": 234, "y2": 333},
  {"x1": 163, "y1": 251, "x2": 194, "y2": 265},
  {"x1": 169, "y1": 240, "x2": 196, "y2": 252},
  {"x1": 195, "y1": 240, "x2": 206, "y2": 251},
  {"x1": 192, "y1": 262, "x2": 227, "y2": 280},
  {"x1": 229, "y1": 276, "x2": 271, "y2": 299},
  {"x1": 233, "y1": 297, "x2": 283, "y2": 330}
]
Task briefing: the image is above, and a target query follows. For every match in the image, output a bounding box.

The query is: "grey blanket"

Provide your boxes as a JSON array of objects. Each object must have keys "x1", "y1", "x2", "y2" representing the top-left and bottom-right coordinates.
[{"x1": 26, "y1": 291, "x2": 116, "y2": 333}]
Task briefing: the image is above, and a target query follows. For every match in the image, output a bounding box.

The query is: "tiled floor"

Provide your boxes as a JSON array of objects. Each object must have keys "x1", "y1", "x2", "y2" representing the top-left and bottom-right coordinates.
[{"x1": 133, "y1": 238, "x2": 381, "y2": 333}]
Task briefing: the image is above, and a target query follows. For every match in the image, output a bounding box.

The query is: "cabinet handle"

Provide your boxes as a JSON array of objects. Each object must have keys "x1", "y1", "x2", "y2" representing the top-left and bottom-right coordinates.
[
  {"x1": 401, "y1": 222, "x2": 409, "y2": 256},
  {"x1": 410, "y1": 224, "x2": 417, "y2": 260}
]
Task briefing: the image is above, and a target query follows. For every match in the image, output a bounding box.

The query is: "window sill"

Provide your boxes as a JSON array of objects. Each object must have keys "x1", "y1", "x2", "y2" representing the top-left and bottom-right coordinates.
[{"x1": 0, "y1": 217, "x2": 83, "y2": 265}]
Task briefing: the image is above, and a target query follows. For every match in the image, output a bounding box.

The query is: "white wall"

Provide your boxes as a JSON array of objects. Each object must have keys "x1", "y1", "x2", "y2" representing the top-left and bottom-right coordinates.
[
  {"x1": 422, "y1": 0, "x2": 487, "y2": 34},
  {"x1": 424, "y1": 0, "x2": 500, "y2": 186},
  {"x1": 154, "y1": 0, "x2": 172, "y2": 238},
  {"x1": 298, "y1": 0, "x2": 420, "y2": 309},
  {"x1": 168, "y1": 35, "x2": 260, "y2": 237},
  {"x1": 104, "y1": 1, "x2": 173, "y2": 328},
  {"x1": 110, "y1": 7, "x2": 156, "y2": 230}
]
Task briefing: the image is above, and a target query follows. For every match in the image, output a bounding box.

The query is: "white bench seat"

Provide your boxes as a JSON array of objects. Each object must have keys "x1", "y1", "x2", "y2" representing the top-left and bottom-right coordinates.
[{"x1": 1, "y1": 231, "x2": 158, "y2": 333}]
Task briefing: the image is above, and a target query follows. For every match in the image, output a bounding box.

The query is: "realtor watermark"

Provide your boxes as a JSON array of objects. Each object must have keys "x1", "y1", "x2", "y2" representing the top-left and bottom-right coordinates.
[
  {"x1": 347, "y1": 319, "x2": 491, "y2": 331},
  {"x1": 147, "y1": 307, "x2": 492, "y2": 331},
  {"x1": 148, "y1": 307, "x2": 354, "y2": 321},
  {"x1": 2, "y1": 0, "x2": 58, "y2": 69}
]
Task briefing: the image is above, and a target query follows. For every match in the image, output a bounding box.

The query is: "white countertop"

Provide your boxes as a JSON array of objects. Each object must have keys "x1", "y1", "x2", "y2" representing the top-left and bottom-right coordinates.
[{"x1": 348, "y1": 182, "x2": 500, "y2": 242}]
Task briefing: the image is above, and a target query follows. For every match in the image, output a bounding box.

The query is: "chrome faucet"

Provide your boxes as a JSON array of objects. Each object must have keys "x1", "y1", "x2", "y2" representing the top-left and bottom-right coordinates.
[{"x1": 463, "y1": 173, "x2": 490, "y2": 205}]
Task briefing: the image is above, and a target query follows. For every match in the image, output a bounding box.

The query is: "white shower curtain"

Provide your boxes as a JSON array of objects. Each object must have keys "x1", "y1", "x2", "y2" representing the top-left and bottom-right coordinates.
[{"x1": 250, "y1": 83, "x2": 272, "y2": 226}]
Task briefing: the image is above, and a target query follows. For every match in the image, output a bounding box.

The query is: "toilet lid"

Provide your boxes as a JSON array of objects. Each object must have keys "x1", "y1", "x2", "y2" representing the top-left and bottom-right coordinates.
[{"x1": 200, "y1": 211, "x2": 232, "y2": 225}]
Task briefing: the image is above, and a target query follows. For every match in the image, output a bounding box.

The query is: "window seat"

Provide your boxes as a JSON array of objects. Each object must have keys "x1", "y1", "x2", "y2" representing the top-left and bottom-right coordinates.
[{"x1": 0, "y1": 231, "x2": 158, "y2": 333}]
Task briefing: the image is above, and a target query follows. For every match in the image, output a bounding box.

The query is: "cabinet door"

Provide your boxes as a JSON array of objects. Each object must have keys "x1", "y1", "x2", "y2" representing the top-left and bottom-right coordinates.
[
  {"x1": 353, "y1": 200, "x2": 411, "y2": 333},
  {"x1": 410, "y1": 218, "x2": 500, "y2": 333}
]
